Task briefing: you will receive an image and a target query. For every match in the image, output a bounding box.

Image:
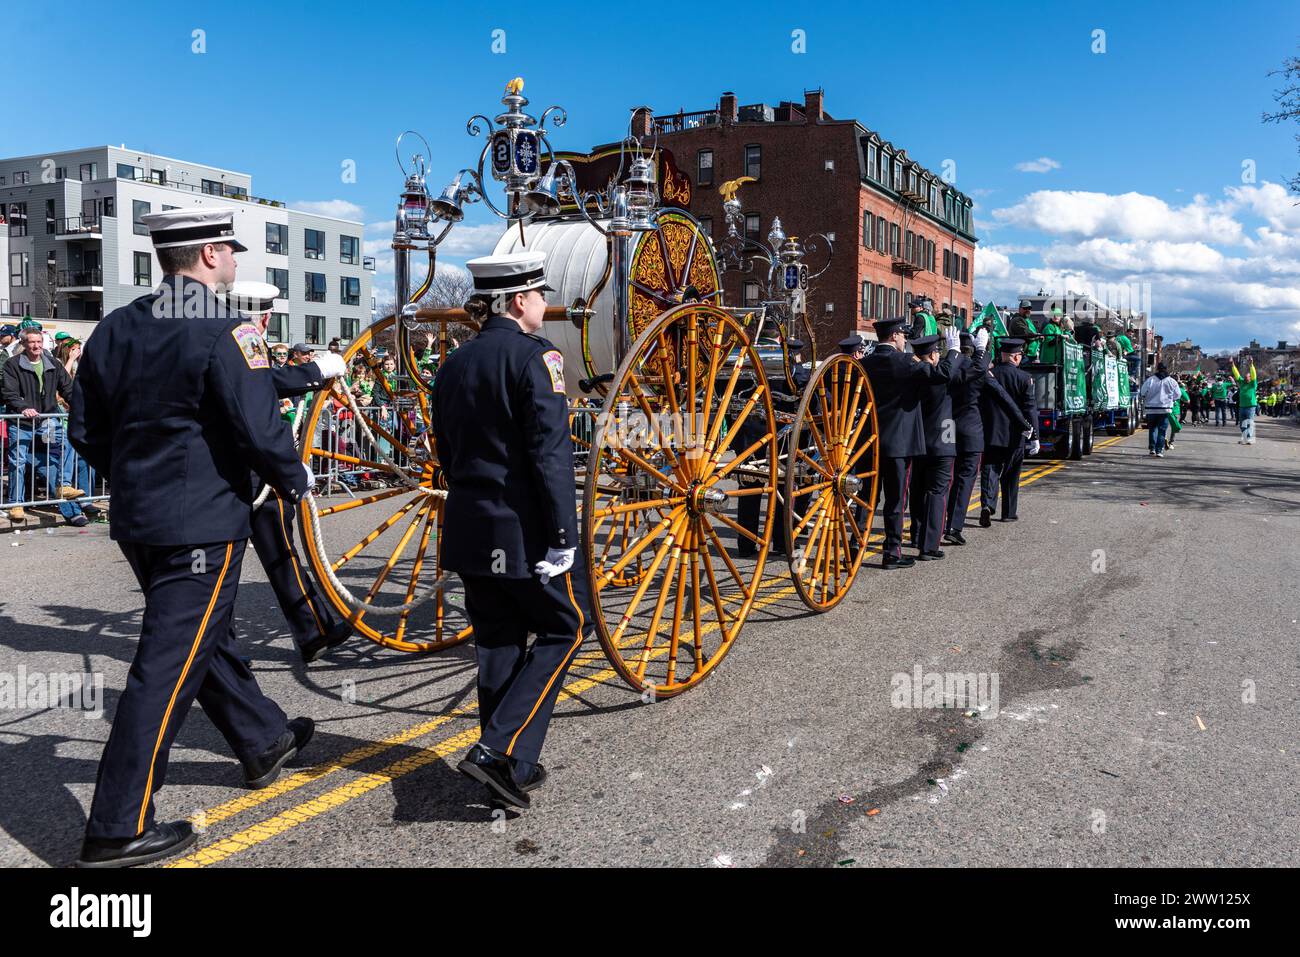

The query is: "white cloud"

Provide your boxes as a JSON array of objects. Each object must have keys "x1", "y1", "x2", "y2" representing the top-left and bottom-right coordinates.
[
  {"x1": 1041, "y1": 238, "x2": 1227, "y2": 275},
  {"x1": 289, "y1": 199, "x2": 365, "y2": 221},
  {"x1": 991, "y1": 190, "x2": 1243, "y2": 244},
  {"x1": 1224, "y1": 182, "x2": 1300, "y2": 233},
  {"x1": 436, "y1": 223, "x2": 508, "y2": 258},
  {"x1": 1015, "y1": 157, "x2": 1061, "y2": 174}
]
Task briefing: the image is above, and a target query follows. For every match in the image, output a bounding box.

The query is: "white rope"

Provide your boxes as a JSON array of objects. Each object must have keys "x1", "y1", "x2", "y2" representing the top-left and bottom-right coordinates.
[
  {"x1": 299, "y1": 379, "x2": 448, "y2": 617},
  {"x1": 253, "y1": 397, "x2": 307, "y2": 510}
]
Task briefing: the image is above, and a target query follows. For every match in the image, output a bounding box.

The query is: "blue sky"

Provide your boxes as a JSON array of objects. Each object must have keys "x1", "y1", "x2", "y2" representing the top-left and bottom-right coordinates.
[{"x1": 9, "y1": 0, "x2": 1300, "y2": 350}]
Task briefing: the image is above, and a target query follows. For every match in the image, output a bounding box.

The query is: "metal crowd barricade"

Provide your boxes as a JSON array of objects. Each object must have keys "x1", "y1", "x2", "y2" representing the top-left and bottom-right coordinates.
[
  {"x1": 304, "y1": 395, "x2": 420, "y2": 498},
  {"x1": 1, "y1": 412, "x2": 110, "y2": 513}
]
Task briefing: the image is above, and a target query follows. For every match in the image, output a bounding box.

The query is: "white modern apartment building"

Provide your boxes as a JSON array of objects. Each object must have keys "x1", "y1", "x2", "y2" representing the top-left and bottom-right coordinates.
[{"x1": 0, "y1": 146, "x2": 375, "y2": 345}]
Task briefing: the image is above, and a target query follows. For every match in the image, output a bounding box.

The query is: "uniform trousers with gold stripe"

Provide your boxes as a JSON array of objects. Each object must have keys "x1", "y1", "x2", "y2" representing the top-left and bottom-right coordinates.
[
  {"x1": 85, "y1": 540, "x2": 287, "y2": 840},
  {"x1": 460, "y1": 562, "x2": 594, "y2": 776},
  {"x1": 248, "y1": 489, "x2": 340, "y2": 649}
]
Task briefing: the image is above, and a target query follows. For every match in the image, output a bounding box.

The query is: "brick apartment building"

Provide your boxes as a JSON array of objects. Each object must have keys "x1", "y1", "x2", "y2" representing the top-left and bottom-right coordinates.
[{"x1": 645, "y1": 89, "x2": 977, "y2": 345}]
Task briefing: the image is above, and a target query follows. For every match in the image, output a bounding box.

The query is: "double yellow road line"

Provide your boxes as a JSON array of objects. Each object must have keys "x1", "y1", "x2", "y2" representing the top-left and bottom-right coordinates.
[{"x1": 168, "y1": 434, "x2": 1125, "y2": 867}]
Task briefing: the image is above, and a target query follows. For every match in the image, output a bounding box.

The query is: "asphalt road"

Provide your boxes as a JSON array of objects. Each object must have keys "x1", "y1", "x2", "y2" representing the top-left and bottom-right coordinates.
[{"x1": 2, "y1": 415, "x2": 1297, "y2": 867}]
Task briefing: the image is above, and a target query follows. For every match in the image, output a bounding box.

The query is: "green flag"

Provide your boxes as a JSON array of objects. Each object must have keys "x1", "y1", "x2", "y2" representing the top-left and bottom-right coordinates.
[{"x1": 969, "y1": 301, "x2": 1007, "y2": 336}]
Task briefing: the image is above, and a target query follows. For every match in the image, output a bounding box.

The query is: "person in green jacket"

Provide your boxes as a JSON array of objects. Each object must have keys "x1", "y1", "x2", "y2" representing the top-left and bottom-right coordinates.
[
  {"x1": 1115, "y1": 327, "x2": 1135, "y2": 356},
  {"x1": 1231, "y1": 360, "x2": 1258, "y2": 443},
  {"x1": 1038, "y1": 306, "x2": 1069, "y2": 365},
  {"x1": 1211, "y1": 376, "x2": 1229, "y2": 426},
  {"x1": 1166, "y1": 380, "x2": 1189, "y2": 449}
]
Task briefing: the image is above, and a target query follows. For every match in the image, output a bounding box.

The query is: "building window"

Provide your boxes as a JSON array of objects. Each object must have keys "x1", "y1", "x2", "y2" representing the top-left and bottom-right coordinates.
[
  {"x1": 7, "y1": 202, "x2": 27, "y2": 237},
  {"x1": 960, "y1": 307, "x2": 968, "y2": 323},
  {"x1": 11, "y1": 251, "x2": 30, "y2": 288},
  {"x1": 888, "y1": 288, "x2": 899, "y2": 316},
  {"x1": 905, "y1": 230, "x2": 914, "y2": 262},
  {"x1": 341, "y1": 276, "x2": 360, "y2": 306},
  {"x1": 867, "y1": 144, "x2": 878, "y2": 180},
  {"x1": 0, "y1": 175, "x2": 6, "y2": 185},
  {"x1": 960, "y1": 256, "x2": 969, "y2": 285},
  {"x1": 201, "y1": 179, "x2": 223, "y2": 195},
  {"x1": 927, "y1": 240, "x2": 935, "y2": 272},
  {"x1": 875, "y1": 285, "x2": 885, "y2": 319},
  {"x1": 304, "y1": 228, "x2": 325, "y2": 260},
  {"x1": 742, "y1": 281, "x2": 760, "y2": 307},
  {"x1": 80, "y1": 162, "x2": 97, "y2": 182},
  {"x1": 305, "y1": 272, "x2": 326, "y2": 302},
  {"x1": 45, "y1": 199, "x2": 56, "y2": 234},
  {"x1": 266, "y1": 268, "x2": 289, "y2": 299},
  {"x1": 698, "y1": 216, "x2": 712, "y2": 237},
  {"x1": 134, "y1": 251, "x2": 152, "y2": 286},
  {"x1": 340, "y1": 317, "x2": 359, "y2": 341},
  {"x1": 104, "y1": 197, "x2": 115, "y2": 217},
  {"x1": 266, "y1": 222, "x2": 287, "y2": 255},
  {"x1": 340, "y1": 234, "x2": 359, "y2": 265},
  {"x1": 943, "y1": 249, "x2": 951, "y2": 279},
  {"x1": 10, "y1": 301, "x2": 30, "y2": 316},
  {"x1": 53, "y1": 167, "x2": 67, "y2": 181},
  {"x1": 133, "y1": 200, "x2": 151, "y2": 236},
  {"x1": 861, "y1": 281, "x2": 873, "y2": 318},
  {"x1": 305, "y1": 316, "x2": 325, "y2": 344},
  {"x1": 876, "y1": 217, "x2": 886, "y2": 253},
  {"x1": 744, "y1": 213, "x2": 760, "y2": 240},
  {"x1": 697, "y1": 149, "x2": 714, "y2": 187},
  {"x1": 893, "y1": 161, "x2": 903, "y2": 190},
  {"x1": 862, "y1": 211, "x2": 873, "y2": 249},
  {"x1": 889, "y1": 223, "x2": 900, "y2": 258},
  {"x1": 266, "y1": 313, "x2": 288, "y2": 343},
  {"x1": 13, "y1": 171, "x2": 29, "y2": 185},
  {"x1": 117, "y1": 163, "x2": 141, "y2": 180},
  {"x1": 744, "y1": 144, "x2": 761, "y2": 180}
]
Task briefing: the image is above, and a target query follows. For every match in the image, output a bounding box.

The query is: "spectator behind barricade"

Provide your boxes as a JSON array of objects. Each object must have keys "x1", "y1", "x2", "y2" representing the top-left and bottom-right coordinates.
[
  {"x1": 0, "y1": 324, "x2": 18, "y2": 358},
  {"x1": 2, "y1": 328, "x2": 89, "y2": 525},
  {"x1": 53, "y1": 334, "x2": 105, "y2": 522},
  {"x1": 1138, "y1": 362, "x2": 1181, "y2": 457}
]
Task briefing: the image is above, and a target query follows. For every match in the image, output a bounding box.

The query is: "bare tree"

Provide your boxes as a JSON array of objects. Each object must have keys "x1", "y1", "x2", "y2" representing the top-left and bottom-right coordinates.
[
  {"x1": 417, "y1": 266, "x2": 475, "y2": 310},
  {"x1": 1264, "y1": 53, "x2": 1300, "y2": 194}
]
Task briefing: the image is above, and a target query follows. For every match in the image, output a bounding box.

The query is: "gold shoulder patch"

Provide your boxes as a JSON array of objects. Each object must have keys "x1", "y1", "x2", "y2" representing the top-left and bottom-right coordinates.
[
  {"x1": 232, "y1": 323, "x2": 269, "y2": 370},
  {"x1": 541, "y1": 349, "x2": 565, "y2": 394}
]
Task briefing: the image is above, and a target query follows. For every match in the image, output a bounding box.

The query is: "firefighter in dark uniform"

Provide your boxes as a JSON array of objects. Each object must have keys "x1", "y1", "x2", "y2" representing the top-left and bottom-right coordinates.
[
  {"x1": 860, "y1": 317, "x2": 960, "y2": 569},
  {"x1": 906, "y1": 333, "x2": 970, "y2": 560},
  {"x1": 737, "y1": 339, "x2": 808, "y2": 558},
  {"x1": 429, "y1": 251, "x2": 593, "y2": 810},
  {"x1": 943, "y1": 328, "x2": 992, "y2": 546},
  {"x1": 224, "y1": 281, "x2": 354, "y2": 663},
  {"x1": 978, "y1": 338, "x2": 1040, "y2": 526},
  {"x1": 838, "y1": 333, "x2": 868, "y2": 359},
  {"x1": 68, "y1": 209, "x2": 316, "y2": 868}
]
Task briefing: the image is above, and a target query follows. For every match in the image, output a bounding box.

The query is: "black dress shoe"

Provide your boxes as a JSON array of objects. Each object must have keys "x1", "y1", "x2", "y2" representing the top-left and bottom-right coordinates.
[
  {"x1": 243, "y1": 717, "x2": 314, "y2": 789},
  {"x1": 917, "y1": 549, "x2": 945, "y2": 561},
  {"x1": 300, "y1": 620, "x2": 353, "y2": 664},
  {"x1": 881, "y1": 555, "x2": 916, "y2": 570},
  {"x1": 515, "y1": 763, "x2": 548, "y2": 793},
  {"x1": 77, "y1": 821, "x2": 195, "y2": 868},
  {"x1": 1000, "y1": 515, "x2": 1019, "y2": 522},
  {"x1": 458, "y1": 743, "x2": 530, "y2": 808},
  {"x1": 943, "y1": 530, "x2": 967, "y2": 546},
  {"x1": 979, "y1": 509, "x2": 992, "y2": 528}
]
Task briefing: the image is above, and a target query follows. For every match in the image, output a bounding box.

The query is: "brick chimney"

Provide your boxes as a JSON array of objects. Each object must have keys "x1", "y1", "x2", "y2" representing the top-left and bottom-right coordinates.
[
  {"x1": 719, "y1": 91, "x2": 738, "y2": 124},
  {"x1": 630, "y1": 106, "x2": 653, "y2": 139},
  {"x1": 804, "y1": 88, "x2": 824, "y2": 122}
]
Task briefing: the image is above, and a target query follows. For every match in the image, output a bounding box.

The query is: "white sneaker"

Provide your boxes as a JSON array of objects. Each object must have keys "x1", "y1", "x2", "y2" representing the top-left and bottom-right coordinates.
[{"x1": 1156, "y1": 452, "x2": 1164, "y2": 457}]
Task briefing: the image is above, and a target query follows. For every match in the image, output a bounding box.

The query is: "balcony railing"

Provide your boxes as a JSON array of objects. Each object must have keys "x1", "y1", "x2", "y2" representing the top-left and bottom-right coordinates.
[
  {"x1": 653, "y1": 110, "x2": 720, "y2": 134},
  {"x1": 57, "y1": 267, "x2": 103, "y2": 288},
  {"x1": 125, "y1": 172, "x2": 284, "y2": 207},
  {"x1": 55, "y1": 214, "x2": 102, "y2": 235}
]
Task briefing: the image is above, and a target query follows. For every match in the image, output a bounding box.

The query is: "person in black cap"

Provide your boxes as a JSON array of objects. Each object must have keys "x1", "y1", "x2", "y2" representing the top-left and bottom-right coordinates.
[
  {"x1": 67, "y1": 207, "x2": 316, "y2": 867},
  {"x1": 943, "y1": 328, "x2": 992, "y2": 546},
  {"x1": 430, "y1": 251, "x2": 592, "y2": 811},
  {"x1": 837, "y1": 333, "x2": 867, "y2": 360},
  {"x1": 1008, "y1": 300, "x2": 1042, "y2": 361},
  {"x1": 978, "y1": 338, "x2": 1039, "y2": 526},
  {"x1": 861, "y1": 316, "x2": 960, "y2": 569},
  {"x1": 905, "y1": 333, "x2": 963, "y2": 559}
]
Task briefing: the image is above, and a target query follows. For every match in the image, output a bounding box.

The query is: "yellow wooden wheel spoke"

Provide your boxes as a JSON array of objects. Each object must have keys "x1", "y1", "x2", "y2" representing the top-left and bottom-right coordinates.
[
  {"x1": 330, "y1": 498, "x2": 421, "y2": 573},
  {"x1": 316, "y1": 485, "x2": 409, "y2": 517}
]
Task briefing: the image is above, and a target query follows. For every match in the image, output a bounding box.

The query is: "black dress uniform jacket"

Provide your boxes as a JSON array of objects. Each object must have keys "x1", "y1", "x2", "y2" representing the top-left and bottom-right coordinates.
[
  {"x1": 429, "y1": 315, "x2": 578, "y2": 578},
  {"x1": 68, "y1": 275, "x2": 308, "y2": 545},
  {"x1": 949, "y1": 349, "x2": 991, "y2": 453},
  {"x1": 980, "y1": 361, "x2": 1040, "y2": 448},
  {"x1": 860, "y1": 344, "x2": 958, "y2": 458}
]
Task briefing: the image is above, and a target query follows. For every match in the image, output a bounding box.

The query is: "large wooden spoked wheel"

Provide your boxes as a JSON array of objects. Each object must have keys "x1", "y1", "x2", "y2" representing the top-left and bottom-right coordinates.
[
  {"x1": 297, "y1": 314, "x2": 472, "y2": 653},
  {"x1": 582, "y1": 303, "x2": 778, "y2": 698},
  {"x1": 782, "y1": 354, "x2": 879, "y2": 612}
]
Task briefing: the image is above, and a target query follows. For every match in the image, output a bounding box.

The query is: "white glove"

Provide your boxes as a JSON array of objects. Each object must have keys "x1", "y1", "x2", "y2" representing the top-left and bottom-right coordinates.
[
  {"x1": 534, "y1": 547, "x2": 576, "y2": 584},
  {"x1": 1027, "y1": 440, "x2": 1040, "y2": 455},
  {"x1": 1023, "y1": 428, "x2": 1035, "y2": 439},
  {"x1": 313, "y1": 352, "x2": 347, "y2": 380},
  {"x1": 944, "y1": 327, "x2": 961, "y2": 353},
  {"x1": 301, "y1": 463, "x2": 317, "y2": 494},
  {"x1": 974, "y1": 328, "x2": 990, "y2": 352}
]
